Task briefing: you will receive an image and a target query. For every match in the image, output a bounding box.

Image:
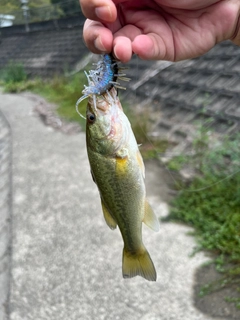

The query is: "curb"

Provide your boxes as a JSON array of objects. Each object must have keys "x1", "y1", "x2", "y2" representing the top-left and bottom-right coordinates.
[{"x1": 0, "y1": 109, "x2": 12, "y2": 320}]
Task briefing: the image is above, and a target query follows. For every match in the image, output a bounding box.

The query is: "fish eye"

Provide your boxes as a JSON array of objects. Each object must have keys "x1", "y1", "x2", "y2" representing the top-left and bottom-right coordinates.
[{"x1": 87, "y1": 112, "x2": 96, "y2": 124}]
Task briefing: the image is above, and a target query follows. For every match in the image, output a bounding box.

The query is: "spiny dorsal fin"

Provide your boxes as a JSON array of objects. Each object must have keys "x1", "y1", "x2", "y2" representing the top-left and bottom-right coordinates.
[
  {"x1": 101, "y1": 199, "x2": 117, "y2": 230},
  {"x1": 143, "y1": 200, "x2": 160, "y2": 232}
]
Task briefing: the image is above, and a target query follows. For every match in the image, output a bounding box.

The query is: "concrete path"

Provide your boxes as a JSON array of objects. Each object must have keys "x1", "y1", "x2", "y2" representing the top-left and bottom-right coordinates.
[
  {"x1": 0, "y1": 103, "x2": 11, "y2": 320},
  {"x1": 0, "y1": 92, "x2": 221, "y2": 320}
]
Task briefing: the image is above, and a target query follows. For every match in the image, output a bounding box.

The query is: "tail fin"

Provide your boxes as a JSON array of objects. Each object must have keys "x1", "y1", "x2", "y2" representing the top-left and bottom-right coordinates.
[{"x1": 122, "y1": 246, "x2": 157, "y2": 281}]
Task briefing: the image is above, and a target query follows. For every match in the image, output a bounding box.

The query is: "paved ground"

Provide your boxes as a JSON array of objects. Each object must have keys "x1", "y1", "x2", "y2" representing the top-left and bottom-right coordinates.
[
  {"x1": 0, "y1": 92, "x2": 226, "y2": 320},
  {"x1": 0, "y1": 102, "x2": 11, "y2": 320}
]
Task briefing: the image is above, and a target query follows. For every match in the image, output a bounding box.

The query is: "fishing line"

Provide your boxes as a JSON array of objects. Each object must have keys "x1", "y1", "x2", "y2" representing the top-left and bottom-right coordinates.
[
  {"x1": 75, "y1": 98, "x2": 86, "y2": 120},
  {"x1": 178, "y1": 168, "x2": 240, "y2": 192},
  {"x1": 78, "y1": 53, "x2": 240, "y2": 193},
  {"x1": 132, "y1": 56, "x2": 240, "y2": 193},
  {"x1": 132, "y1": 55, "x2": 188, "y2": 191},
  {"x1": 137, "y1": 115, "x2": 240, "y2": 193}
]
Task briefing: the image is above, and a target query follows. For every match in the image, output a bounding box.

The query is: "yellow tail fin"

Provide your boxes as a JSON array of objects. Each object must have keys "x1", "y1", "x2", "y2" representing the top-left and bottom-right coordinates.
[{"x1": 122, "y1": 246, "x2": 157, "y2": 281}]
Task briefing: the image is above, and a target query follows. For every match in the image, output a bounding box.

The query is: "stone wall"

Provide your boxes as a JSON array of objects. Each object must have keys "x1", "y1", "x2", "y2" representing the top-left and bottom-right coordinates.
[
  {"x1": 0, "y1": 15, "x2": 88, "y2": 77},
  {"x1": 1, "y1": 17, "x2": 239, "y2": 140}
]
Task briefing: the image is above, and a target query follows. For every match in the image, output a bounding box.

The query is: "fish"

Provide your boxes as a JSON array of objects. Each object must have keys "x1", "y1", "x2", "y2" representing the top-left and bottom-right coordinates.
[{"x1": 85, "y1": 87, "x2": 160, "y2": 281}]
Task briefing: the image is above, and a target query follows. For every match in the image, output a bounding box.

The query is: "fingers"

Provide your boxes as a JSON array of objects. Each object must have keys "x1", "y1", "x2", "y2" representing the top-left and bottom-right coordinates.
[
  {"x1": 83, "y1": 26, "x2": 169, "y2": 62},
  {"x1": 113, "y1": 25, "x2": 143, "y2": 62},
  {"x1": 80, "y1": 0, "x2": 135, "y2": 61},
  {"x1": 83, "y1": 20, "x2": 114, "y2": 53},
  {"x1": 81, "y1": 1, "x2": 174, "y2": 62},
  {"x1": 83, "y1": 21, "x2": 134, "y2": 62},
  {"x1": 132, "y1": 34, "x2": 172, "y2": 61},
  {"x1": 79, "y1": 0, "x2": 117, "y2": 22},
  {"x1": 113, "y1": 37, "x2": 132, "y2": 62},
  {"x1": 84, "y1": 21, "x2": 141, "y2": 62}
]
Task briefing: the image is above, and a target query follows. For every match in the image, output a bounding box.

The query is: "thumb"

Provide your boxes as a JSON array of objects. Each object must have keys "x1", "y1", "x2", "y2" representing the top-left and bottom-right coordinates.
[{"x1": 132, "y1": 34, "x2": 173, "y2": 61}]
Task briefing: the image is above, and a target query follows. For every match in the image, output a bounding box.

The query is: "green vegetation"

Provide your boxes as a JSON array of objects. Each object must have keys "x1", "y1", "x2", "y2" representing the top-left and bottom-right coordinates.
[
  {"x1": 31, "y1": 74, "x2": 88, "y2": 127},
  {"x1": 0, "y1": 61, "x2": 27, "y2": 85},
  {"x1": 168, "y1": 118, "x2": 214, "y2": 173},
  {"x1": 0, "y1": 0, "x2": 51, "y2": 13},
  {"x1": 0, "y1": 0, "x2": 79, "y2": 24},
  {"x1": 0, "y1": 63, "x2": 169, "y2": 155},
  {"x1": 0, "y1": 62, "x2": 87, "y2": 127},
  {"x1": 123, "y1": 104, "x2": 170, "y2": 159},
  {"x1": 50, "y1": 0, "x2": 80, "y2": 15},
  {"x1": 164, "y1": 127, "x2": 240, "y2": 308},
  {"x1": 1, "y1": 61, "x2": 240, "y2": 308}
]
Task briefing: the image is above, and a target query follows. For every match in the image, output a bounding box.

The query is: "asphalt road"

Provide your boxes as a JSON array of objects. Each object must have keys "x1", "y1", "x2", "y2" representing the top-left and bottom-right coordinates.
[{"x1": 0, "y1": 92, "x2": 222, "y2": 320}]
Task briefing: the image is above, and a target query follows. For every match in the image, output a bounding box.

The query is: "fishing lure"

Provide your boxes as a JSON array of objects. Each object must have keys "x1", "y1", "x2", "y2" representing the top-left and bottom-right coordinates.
[{"x1": 76, "y1": 54, "x2": 129, "y2": 118}]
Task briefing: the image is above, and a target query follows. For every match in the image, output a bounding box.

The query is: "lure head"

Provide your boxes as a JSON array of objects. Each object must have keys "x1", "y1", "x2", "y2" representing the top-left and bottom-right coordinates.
[
  {"x1": 75, "y1": 54, "x2": 129, "y2": 118},
  {"x1": 83, "y1": 54, "x2": 118, "y2": 96}
]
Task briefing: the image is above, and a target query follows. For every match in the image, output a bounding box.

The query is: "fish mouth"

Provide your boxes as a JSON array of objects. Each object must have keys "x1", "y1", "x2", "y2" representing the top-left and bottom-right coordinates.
[
  {"x1": 88, "y1": 87, "x2": 122, "y2": 115},
  {"x1": 88, "y1": 93, "x2": 109, "y2": 114},
  {"x1": 96, "y1": 95, "x2": 109, "y2": 113}
]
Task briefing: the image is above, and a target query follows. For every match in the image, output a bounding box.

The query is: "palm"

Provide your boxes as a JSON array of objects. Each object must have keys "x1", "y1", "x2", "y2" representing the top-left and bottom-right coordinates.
[{"x1": 82, "y1": 0, "x2": 240, "y2": 62}]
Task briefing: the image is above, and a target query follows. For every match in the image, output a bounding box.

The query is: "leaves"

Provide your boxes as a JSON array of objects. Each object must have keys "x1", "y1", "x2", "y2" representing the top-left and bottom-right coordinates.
[{"x1": 165, "y1": 133, "x2": 240, "y2": 308}]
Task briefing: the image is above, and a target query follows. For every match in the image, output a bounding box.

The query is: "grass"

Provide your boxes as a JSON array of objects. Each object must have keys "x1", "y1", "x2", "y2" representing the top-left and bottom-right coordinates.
[
  {"x1": 31, "y1": 74, "x2": 88, "y2": 128},
  {"x1": 0, "y1": 63, "x2": 88, "y2": 128},
  {"x1": 0, "y1": 61, "x2": 27, "y2": 85},
  {"x1": 2, "y1": 63, "x2": 240, "y2": 308},
  {"x1": 123, "y1": 103, "x2": 170, "y2": 159},
  {"x1": 0, "y1": 62, "x2": 169, "y2": 157},
  {"x1": 163, "y1": 130, "x2": 240, "y2": 308}
]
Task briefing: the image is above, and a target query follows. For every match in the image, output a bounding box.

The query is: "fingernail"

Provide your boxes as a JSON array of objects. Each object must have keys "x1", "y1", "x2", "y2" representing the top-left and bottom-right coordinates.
[
  {"x1": 113, "y1": 50, "x2": 120, "y2": 61},
  {"x1": 94, "y1": 37, "x2": 106, "y2": 52},
  {"x1": 95, "y1": 6, "x2": 112, "y2": 21}
]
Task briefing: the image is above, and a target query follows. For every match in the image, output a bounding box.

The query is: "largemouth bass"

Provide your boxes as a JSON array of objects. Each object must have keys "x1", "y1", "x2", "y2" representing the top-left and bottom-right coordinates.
[{"x1": 86, "y1": 88, "x2": 160, "y2": 281}]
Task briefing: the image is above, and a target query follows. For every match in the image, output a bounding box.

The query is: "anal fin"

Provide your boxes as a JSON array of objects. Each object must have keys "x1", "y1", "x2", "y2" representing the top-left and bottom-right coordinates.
[{"x1": 143, "y1": 200, "x2": 160, "y2": 232}]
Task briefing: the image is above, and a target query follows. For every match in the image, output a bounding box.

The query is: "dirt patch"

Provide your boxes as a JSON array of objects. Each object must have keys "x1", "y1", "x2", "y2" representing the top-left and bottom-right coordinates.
[
  {"x1": 194, "y1": 263, "x2": 240, "y2": 319},
  {"x1": 20, "y1": 92, "x2": 81, "y2": 135}
]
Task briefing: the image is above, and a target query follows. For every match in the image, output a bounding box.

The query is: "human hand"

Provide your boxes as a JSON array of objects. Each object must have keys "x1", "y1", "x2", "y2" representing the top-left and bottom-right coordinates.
[{"x1": 79, "y1": 0, "x2": 240, "y2": 62}]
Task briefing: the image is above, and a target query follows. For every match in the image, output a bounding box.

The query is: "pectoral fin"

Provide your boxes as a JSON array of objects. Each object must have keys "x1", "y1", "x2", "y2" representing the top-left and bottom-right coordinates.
[
  {"x1": 143, "y1": 200, "x2": 160, "y2": 232},
  {"x1": 101, "y1": 199, "x2": 117, "y2": 230}
]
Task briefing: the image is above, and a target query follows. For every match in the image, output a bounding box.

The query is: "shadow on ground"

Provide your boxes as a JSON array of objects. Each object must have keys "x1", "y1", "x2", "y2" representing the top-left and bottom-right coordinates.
[{"x1": 194, "y1": 263, "x2": 240, "y2": 320}]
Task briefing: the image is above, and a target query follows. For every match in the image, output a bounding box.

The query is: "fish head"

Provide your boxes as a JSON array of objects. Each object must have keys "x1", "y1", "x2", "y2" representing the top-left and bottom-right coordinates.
[{"x1": 86, "y1": 88, "x2": 126, "y2": 155}]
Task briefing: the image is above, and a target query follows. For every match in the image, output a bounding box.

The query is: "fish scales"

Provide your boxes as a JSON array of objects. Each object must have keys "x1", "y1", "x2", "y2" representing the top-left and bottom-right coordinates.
[
  {"x1": 88, "y1": 148, "x2": 144, "y2": 251},
  {"x1": 77, "y1": 54, "x2": 159, "y2": 281},
  {"x1": 85, "y1": 88, "x2": 160, "y2": 281}
]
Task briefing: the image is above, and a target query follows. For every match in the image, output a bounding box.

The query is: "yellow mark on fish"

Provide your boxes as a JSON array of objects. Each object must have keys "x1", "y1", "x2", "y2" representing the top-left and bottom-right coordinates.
[{"x1": 115, "y1": 148, "x2": 129, "y2": 177}]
